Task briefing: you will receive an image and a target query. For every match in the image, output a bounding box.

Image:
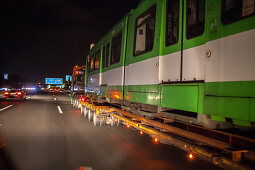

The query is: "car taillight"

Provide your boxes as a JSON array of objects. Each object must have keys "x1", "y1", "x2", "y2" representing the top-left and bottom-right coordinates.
[
  {"x1": 17, "y1": 92, "x2": 22, "y2": 95},
  {"x1": 4, "y1": 92, "x2": 9, "y2": 95}
]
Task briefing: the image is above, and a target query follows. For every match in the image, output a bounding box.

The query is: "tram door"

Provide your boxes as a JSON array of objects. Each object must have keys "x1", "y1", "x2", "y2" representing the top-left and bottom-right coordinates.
[
  {"x1": 160, "y1": 0, "x2": 206, "y2": 83},
  {"x1": 159, "y1": 0, "x2": 206, "y2": 113},
  {"x1": 182, "y1": 0, "x2": 206, "y2": 82}
]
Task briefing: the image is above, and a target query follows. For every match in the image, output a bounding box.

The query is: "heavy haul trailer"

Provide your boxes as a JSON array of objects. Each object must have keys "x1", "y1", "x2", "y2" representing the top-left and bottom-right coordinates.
[
  {"x1": 81, "y1": 0, "x2": 255, "y2": 129},
  {"x1": 71, "y1": 0, "x2": 255, "y2": 168},
  {"x1": 71, "y1": 65, "x2": 86, "y2": 106}
]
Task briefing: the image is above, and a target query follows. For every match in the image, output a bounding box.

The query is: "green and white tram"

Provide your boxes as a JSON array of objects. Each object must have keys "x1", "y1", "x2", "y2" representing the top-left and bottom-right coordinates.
[{"x1": 85, "y1": 0, "x2": 255, "y2": 128}]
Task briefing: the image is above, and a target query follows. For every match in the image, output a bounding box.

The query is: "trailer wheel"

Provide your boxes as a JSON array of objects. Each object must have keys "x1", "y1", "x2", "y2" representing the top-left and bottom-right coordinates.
[
  {"x1": 100, "y1": 117, "x2": 106, "y2": 126},
  {"x1": 75, "y1": 100, "x2": 80, "y2": 110},
  {"x1": 116, "y1": 119, "x2": 123, "y2": 126},
  {"x1": 81, "y1": 106, "x2": 85, "y2": 117},
  {"x1": 110, "y1": 116, "x2": 116, "y2": 126},
  {"x1": 88, "y1": 109, "x2": 94, "y2": 122},
  {"x1": 72, "y1": 98, "x2": 76, "y2": 108},
  {"x1": 84, "y1": 107, "x2": 88, "y2": 118},
  {"x1": 74, "y1": 99, "x2": 78, "y2": 108},
  {"x1": 93, "y1": 114, "x2": 100, "y2": 126}
]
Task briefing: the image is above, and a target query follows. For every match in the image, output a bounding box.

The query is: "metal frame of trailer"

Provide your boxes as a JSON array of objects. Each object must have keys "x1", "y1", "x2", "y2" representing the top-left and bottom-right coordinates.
[{"x1": 76, "y1": 98, "x2": 255, "y2": 169}]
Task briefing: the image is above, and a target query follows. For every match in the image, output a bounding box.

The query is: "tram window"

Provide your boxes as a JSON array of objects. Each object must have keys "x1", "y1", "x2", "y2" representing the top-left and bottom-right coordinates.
[
  {"x1": 222, "y1": 0, "x2": 255, "y2": 25},
  {"x1": 134, "y1": 6, "x2": 156, "y2": 56},
  {"x1": 166, "y1": 0, "x2": 179, "y2": 46},
  {"x1": 102, "y1": 46, "x2": 106, "y2": 69},
  {"x1": 87, "y1": 54, "x2": 93, "y2": 73},
  {"x1": 186, "y1": 0, "x2": 205, "y2": 39},
  {"x1": 95, "y1": 49, "x2": 100, "y2": 70},
  {"x1": 110, "y1": 32, "x2": 122, "y2": 65},
  {"x1": 106, "y1": 43, "x2": 109, "y2": 67}
]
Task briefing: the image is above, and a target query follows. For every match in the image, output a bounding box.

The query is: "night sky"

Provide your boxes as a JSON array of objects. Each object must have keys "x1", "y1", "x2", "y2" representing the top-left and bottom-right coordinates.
[{"x1": 0, "y1": 0, "x2": 140, "y2": 82}]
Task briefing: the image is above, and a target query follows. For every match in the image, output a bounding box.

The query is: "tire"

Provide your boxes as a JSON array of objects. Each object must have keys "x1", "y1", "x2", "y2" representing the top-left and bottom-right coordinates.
[
  {"x1": 100, "y1": 116, "x2": 106, "y2": 126},
  {"x1": 88, "y1": 109, "x2": 94, "y2": 122},
  {"x1": 84, "y1": 107, "x2": 88, "y2": 118},
  {"x1": 81, "y1": 106, "x2": 85, "y2": 117},
  {"x1": 74, "y1": 99, "x2": 78, "y2": 109},
  {"x1": 110, "y1": 116, "x2": 116, "y2": 126},
  {"x1": 93, "y1": 113, "x2": 100, "y2": 126},
  {"x1": 72, "y1": 98, "x2": 76, "y2": 108},
  {"x1": 77, "y1": 101, "x2": 81, "y2": 109},
  {"x1": 75, "y1": 99, "x2": 80, "y2": 109},
  {"x1": 116, "y1": 119, "x2": 123, "y2": 126}
]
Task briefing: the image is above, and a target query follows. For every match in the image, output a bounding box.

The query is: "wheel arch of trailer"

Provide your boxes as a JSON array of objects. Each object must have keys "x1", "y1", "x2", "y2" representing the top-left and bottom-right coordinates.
[{"x1": 85, "y1": 0, "x2": 255, "y2": 128}]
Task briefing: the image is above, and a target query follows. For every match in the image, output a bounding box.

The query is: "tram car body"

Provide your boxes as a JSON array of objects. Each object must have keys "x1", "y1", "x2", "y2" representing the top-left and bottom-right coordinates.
[{"x1": 85, "y1": 0, "x2": 255, "y2": 128}]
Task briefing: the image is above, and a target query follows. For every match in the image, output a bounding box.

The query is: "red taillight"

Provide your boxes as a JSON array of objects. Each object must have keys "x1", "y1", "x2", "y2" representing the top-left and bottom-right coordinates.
[
  {"x1": 80, "y1": 97, "x2": 86, "y2": 102},
  {"x1": 17, "y1": 92, "x2": 22, "y2": 95},
  {"x1": 4, "y1": 92, "x2": 9, "y2": 95}
]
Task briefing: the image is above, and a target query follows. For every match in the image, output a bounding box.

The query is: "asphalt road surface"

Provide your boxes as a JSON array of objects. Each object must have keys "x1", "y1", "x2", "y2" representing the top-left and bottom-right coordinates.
[{"x1": 0, "y1": 94, "x2": 221, "y2": 170}]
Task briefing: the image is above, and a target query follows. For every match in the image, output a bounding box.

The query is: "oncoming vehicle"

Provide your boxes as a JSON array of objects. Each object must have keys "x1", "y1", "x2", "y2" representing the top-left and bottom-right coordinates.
[
  {"x1": 74, "y1": 0, "x2": 255, "y2": 129},
  {"x1": 4, "y1": 89, "x2": 26, "y2": 101}
]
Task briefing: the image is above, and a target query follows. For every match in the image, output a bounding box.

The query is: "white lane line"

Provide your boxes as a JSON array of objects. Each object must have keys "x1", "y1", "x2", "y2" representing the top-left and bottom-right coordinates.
[
  {"x1": 57, "y1": 106, "x2": 63, "y2": 114},
  {"x1": 54, "y1": 98, "x2": 56, "y2": 101},
  {"x1": 0, "y1": 105, "x2": 13, "y2": 112}
]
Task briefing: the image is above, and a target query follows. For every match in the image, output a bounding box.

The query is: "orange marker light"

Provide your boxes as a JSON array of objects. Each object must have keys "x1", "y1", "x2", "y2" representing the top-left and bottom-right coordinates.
[
  {"x1": 154, "y1": 138, "x2": 159, "y2": 142},
  {"x1": 113, "y1": 94, "x2": 120, "y2": 99},
  {"x1": 188, "y1": 153, "x2": 194, "y2": 159},
  {"x1": 126, "y1": 125, "x2": 130, "y2": 128},
  {"x1": 17, "y1": 92, "x2": 22, "y2": 95},
  {"x1": 140, "y1": 131, "x2": 143, "y2": 135}
]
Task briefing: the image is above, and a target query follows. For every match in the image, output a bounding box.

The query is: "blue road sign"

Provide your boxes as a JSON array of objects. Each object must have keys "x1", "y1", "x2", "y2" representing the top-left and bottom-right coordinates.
[
  {"x1": 45, "y1": 78, "x2": 63, "y2": 85},
  {"x1": 66, "y1": 75, "x2": 72, "y2": 82}
]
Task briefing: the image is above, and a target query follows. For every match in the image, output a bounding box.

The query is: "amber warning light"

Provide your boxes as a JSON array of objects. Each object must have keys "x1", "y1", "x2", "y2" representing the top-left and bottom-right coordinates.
[
  {"x1": 154, "y1": 138, "x2": 159, "y2": 143},
  {"x1": 188, "y1": 153, "x2": 194, "y2": 159}
]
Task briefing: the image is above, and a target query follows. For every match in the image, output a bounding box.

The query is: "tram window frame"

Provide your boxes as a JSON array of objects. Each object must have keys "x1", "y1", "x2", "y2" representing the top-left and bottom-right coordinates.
[
  {"x1": 95, "y1": 49, "x2": 100, "y2": 71},
  {"x1": 186, "y1": 0, "x2": 205, "y2": 40},
  {"x1": 222, "y1": 0, "x2": 255, "y2": 25},
  {"x1": 106, "y1": 43, "x2": 110, "y2": 67},
  {"x1": 133, "y1": 5, "x2": 156, "y2": 57},
  {"x1": 166, "y1": 0, "x2": 180, "y2": 46},
  {"x1": 102, "y1": 45, "x2": 106, "y2": 69},
  {"x1": 110, "y1": 32, "x2": 122, "y2": 65}
]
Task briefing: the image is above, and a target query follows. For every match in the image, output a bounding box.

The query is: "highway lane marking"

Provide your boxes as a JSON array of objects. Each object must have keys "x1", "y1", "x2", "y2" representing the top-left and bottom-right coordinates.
[
  {"x1": 57, "y1": 106, "x2": 63, "y2": 114},
  {"x1": 0, "y1": 105, "x2": 13, "y2": 112}
]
